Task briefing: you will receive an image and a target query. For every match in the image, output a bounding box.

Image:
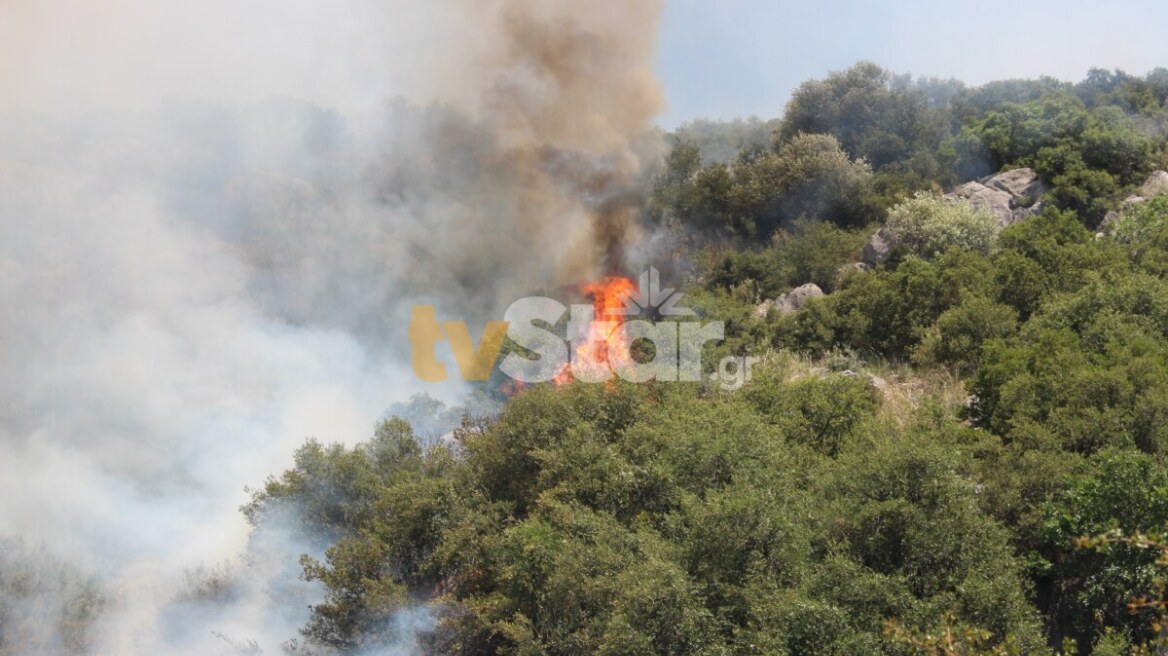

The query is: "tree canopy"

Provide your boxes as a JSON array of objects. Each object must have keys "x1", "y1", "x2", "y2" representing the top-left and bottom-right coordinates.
[{"x1": 226, "y1": 63, "x2": 1168, "y2": 656}]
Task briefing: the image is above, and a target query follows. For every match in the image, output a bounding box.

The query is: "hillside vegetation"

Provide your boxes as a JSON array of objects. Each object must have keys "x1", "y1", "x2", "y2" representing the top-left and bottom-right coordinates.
[{"x1": 244, "y1": 63, "x2": 1168, "y2": 655}]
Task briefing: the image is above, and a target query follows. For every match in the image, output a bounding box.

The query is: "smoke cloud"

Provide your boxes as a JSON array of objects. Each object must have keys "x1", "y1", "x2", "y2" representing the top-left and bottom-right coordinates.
[{"x1": 0, "y1": 0, "x2": 664, "y2": 653}]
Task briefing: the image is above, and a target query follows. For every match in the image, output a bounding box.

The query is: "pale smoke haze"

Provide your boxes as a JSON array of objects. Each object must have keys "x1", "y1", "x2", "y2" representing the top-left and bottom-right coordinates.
[{"x1": 0, "y1": 0, "x2": 665, "y2": 653}]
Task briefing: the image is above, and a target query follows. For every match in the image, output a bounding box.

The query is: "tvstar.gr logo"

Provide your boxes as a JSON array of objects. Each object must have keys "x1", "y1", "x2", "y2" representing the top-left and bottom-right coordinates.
[{"x1": 409, "y1": 267, "x2": 759, "y2": 390}]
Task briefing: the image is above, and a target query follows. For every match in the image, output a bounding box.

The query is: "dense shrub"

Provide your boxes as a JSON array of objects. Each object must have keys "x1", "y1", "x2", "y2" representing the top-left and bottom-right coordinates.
[{"x1": 884, "y1": 192, "x2": 998, "y2": 259}]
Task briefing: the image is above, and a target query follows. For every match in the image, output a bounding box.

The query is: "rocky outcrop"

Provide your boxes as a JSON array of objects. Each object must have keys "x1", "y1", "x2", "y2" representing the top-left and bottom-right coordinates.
[
  {"x1": 984, "y1": 167, "x2": 1046, "y2": 201},
  {"x1": 1117, "y1": 172, "x2": 1168, "y2": 210},
  {"x1": 946, "y1": 168, "x2": 1045, "y2": 229},
  {"x1": 948, "y1": 181, "x2": 1016, "y2": 227},
  {"x1": 862, "y1": 226, "x2": 896, "y2": 266},
  {"x1": 777, "y1": 283, "x2": 825, "y2": 314},
  {"x1": 755, "y1": 283, "x2": 825, "y2": 318},
  {"x1": 862, "y1": 168, "x2": 1046, "y2": 266},
  {"x1": 1140, "y1": 170, "x2": 1168, "y2": 197},
  {"x1": 1097, "y1": 171, "x2": 1168, "y2": 236}
]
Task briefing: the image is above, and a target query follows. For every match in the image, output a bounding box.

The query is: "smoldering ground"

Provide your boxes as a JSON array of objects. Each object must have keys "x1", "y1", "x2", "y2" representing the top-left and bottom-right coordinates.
[{"x1": 0, "y1": 0, "x2": 665, "y2": 653}]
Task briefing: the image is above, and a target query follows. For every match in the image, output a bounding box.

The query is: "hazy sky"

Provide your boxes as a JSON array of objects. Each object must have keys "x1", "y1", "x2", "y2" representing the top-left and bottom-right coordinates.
[
  {"x1": 657, "y1": 0, "x2": 1168, "y2": 127},
  {"x1": 5, "y1": 0, "x2": 1168, "y2": 129}
]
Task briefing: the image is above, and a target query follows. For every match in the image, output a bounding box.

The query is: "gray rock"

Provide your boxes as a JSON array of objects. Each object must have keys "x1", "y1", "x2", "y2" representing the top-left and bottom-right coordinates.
[
  {"x1": 862, "y1": 226, "x2": 896, "y2": 265},
  {"x1": 1140, "y1": 170, "x2": 1168, "y2": 197},
  {"x1": 1010, "y1": 200, "x2": 1044, "y2": 225},
  {"x1": 1101, "y1": 176, "x2": 1168, "y2": 231},
  {"x1": 984, "y1": 167, "x2": 1045, "y2": 201},
  {"x1": 752, "y1": 299, "x2": 774, "y2": 319},
  {"x1": 946, "y1": 168, "x2": 1047, "y2": 229},
  {"x1": 866, "y1": 168, "x2": 1047, "y2": 267},
  {"x1": 947, "y1": 181, "x2": 1015, "y2": 228},
  {"x1": 775, "y1": 283, "x2": 825, "y2": 314}
]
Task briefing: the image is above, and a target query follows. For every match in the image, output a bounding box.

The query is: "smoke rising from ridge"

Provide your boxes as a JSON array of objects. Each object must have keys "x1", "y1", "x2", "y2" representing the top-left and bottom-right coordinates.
[{"x1": 0, "y1": 0, "x2": 665, "y2": 653}]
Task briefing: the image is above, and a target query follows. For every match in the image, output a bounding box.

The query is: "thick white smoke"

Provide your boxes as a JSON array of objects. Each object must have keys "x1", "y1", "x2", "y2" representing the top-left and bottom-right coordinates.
[
  {"x1": 0, "y1": 0, "x2": 664, "y2": 653},
  {"x1": 0, "y1": 106, "x2": 420, "y2": 653}
]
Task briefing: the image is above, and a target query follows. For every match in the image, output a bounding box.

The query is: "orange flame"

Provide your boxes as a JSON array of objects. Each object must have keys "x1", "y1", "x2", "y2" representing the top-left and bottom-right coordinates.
[{"x1": 554, "y1": 275, "x2": 637, "y2": 385}]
